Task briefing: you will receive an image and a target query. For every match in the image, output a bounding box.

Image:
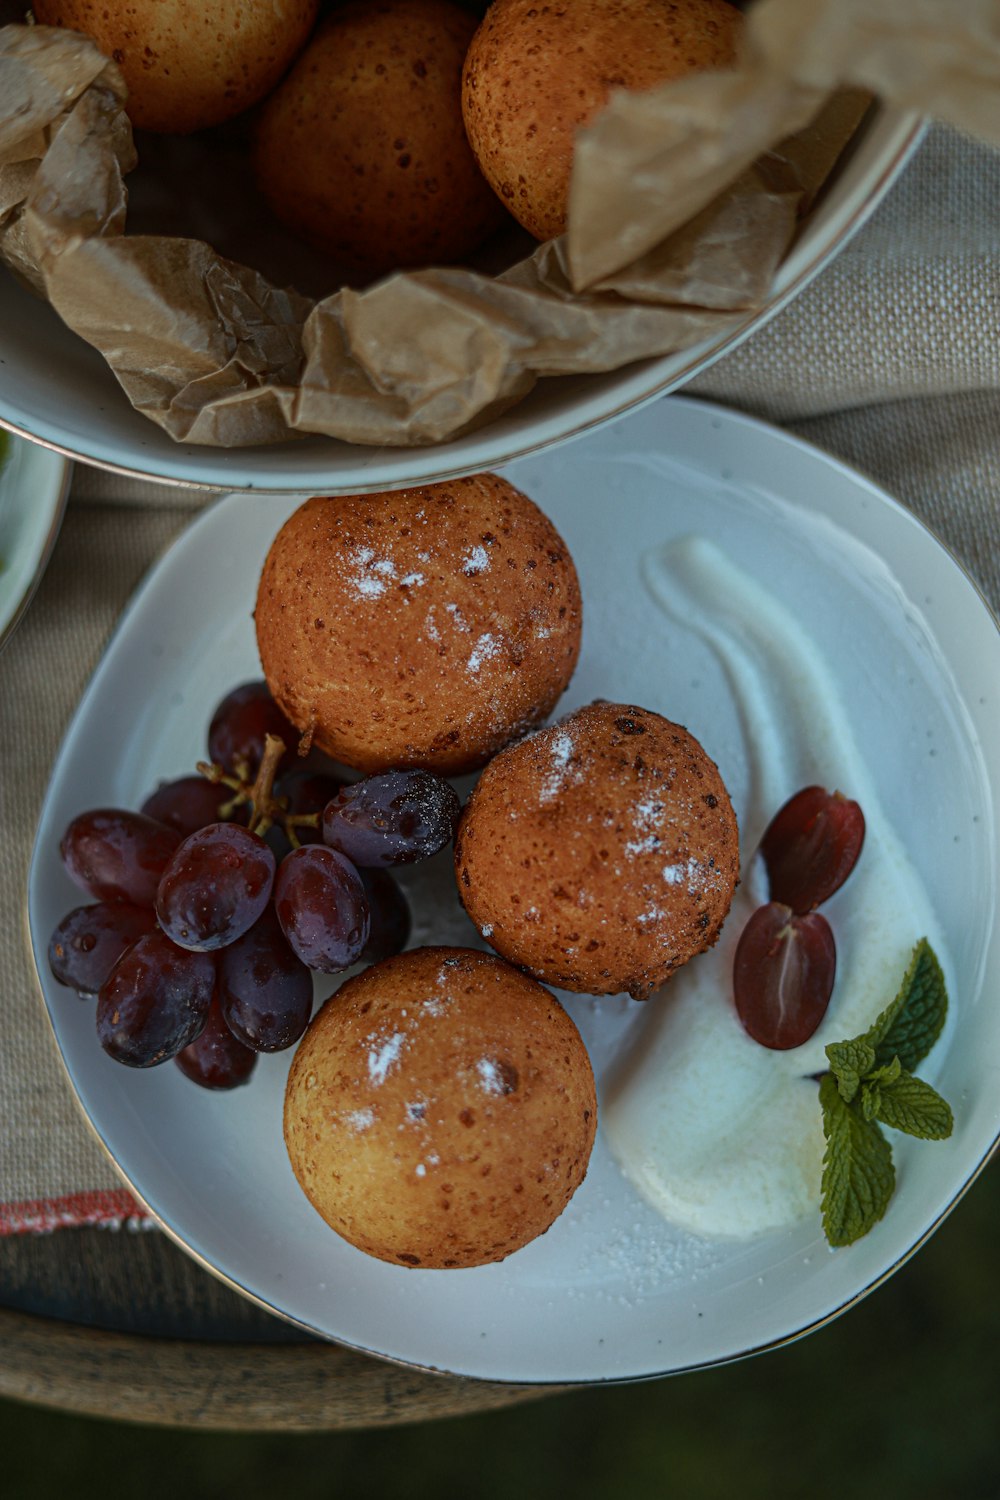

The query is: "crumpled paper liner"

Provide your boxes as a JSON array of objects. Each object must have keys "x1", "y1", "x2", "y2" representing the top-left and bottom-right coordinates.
[{"x1": 2, "y1": 0, "x2": 994, "y2": 450}]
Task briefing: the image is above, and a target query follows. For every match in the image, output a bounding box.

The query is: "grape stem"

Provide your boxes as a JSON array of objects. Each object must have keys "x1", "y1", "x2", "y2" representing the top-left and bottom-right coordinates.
[
  {"x1": 195, "y1": 733, "x2": 290, "y2": 838},
  {"x1": 246, "y1": 733, "x2": 286, "y2": 836}
]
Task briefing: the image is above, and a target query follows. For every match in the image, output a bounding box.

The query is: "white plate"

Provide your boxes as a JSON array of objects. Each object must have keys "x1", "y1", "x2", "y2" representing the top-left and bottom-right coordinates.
[
  {"x1": 27, "y1": 397, "x2": 1000, "y2": 1383},
  {"x1": 0, "y1": 110, "x2": 921, "y2": 492},
  {"x1": 0, "y1": 432, "x2": 71, "y2": 653}
]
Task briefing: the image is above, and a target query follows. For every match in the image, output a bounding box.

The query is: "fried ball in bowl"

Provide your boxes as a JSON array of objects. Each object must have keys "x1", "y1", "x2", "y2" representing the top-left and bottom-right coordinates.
[
  {"x1": 35, "y1": 0, "x2": 319, "y2": 135},
  {"x1": 283, "y1": 947, "x2": 597, "y2": 1268},
  {"x1": 253, "y1": 0, "x2": 507, "y2": 273},
  {"x1": 455, "y1": 701, "x2": 740, "y2": 998},
  {"x1": 255, "y1": 474, "x2": 581, "y2": 775},
  {"x1": 462, "y1": 0, "x2": 744, "y2": 240}
]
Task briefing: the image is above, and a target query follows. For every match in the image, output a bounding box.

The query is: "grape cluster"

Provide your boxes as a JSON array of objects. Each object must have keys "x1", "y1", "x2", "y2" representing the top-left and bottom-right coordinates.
[{"x1": 49, "y1": 681, "x2": 461, "y2": 1090}]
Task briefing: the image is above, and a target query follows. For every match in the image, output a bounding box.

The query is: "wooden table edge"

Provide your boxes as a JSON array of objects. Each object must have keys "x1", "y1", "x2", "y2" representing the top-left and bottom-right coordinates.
[{"x1": 0, "y1": 1305, "x2": 560, "y2": 1431}]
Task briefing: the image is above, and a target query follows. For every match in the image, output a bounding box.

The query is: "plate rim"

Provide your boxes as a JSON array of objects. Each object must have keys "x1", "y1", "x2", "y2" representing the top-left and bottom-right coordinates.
[{"x1": 25, "y1": 392, "x2": 1000, "y2": 1384}]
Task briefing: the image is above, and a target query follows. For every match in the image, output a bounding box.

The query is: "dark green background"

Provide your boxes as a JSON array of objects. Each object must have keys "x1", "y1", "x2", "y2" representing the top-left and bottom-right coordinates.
[{"x1": 4, "y1": 1160, "x2": 998, "y2": 1500}]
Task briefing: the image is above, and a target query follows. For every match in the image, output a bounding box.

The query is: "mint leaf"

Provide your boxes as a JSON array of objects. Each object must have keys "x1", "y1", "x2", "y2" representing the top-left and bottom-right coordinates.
[
  {"x1": 859, "y1": 1057, "x2": 902, "y2": 1121},
  {"x1": 863, "y1": 939, "x2": 948, "y2": 1073},
  {"x1": 868, "y1": 1071, "x2": 954, "y2": 1140},
  {"x1": 867, "y1": 1057, "x2": 903, "y2": 1086},
  {"x1": 825, "y1": 1039, "x2": 877, "y2": 1103},
  {"x1": 819, "y1": 1074, "x2": 896, "y2": 1247},
  {"x1": 860, "y1": 1082, "x2": 880, "y2": 1121}
]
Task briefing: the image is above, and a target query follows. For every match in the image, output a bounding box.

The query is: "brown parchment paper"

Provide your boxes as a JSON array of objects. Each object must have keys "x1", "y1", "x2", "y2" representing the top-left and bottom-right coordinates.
[{"x1": 1, "y1": 0, "x2": 997, "y2": 450}]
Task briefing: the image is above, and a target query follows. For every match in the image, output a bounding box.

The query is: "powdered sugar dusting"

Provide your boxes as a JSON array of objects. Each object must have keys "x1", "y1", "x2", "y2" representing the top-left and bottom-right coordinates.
[
  {"x1": 539, "y1": 728, "x2": 574, "y2": 804},
  {"x1": 477, "y1": 1058, "x2": 504, "y2": 1095},
  {"x1": 368, "y1": 1032, "x2": 405, "y2": 1086},
  {"x1": 663, "y1": 857, "x2": 726, "y2": 896},
  {"x1": 624, "y1": 796, "x2": 667, "y2": 857},
  {"x1": 467, "y1": 633, "x2": 501, "y2": 673},
  {"x1": 348, "y1": 545, "x2": 397, "y2": 599},
  {"x1": 462, "y1": 545, "x2": 491, "y2": 576},
  {"x1": 625, "y1": 834, "x2": 660, "y2": 856},
  {"x1": 345, "y1": 1108, "x2": 374, "y2": 1132}
]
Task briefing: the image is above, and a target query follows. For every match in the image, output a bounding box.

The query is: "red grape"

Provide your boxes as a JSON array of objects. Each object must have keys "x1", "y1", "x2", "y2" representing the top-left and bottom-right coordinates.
[
  {"x1": 208, "y1": 681, "x2": 296, "y2": 775},
  {"x1": 60, "y1": 809, "x2": 181, "y2": 906},
  {"x1": 322, "y1": 770, "x2": 460, "y2": 867},
  {"x1": 97, "y1": 931, "x2": 214, "y2": 1067},
  {"x1": 217, "y1": 907, "x2": 313, "y2": 1051},
  {"x1": 279, "y1": 771, "x2": 342, "y2": 846},
  {"x1": 274, "y1": 846, "x2": 370, "y2": 972},
  {"x1": 359, "y1": 869, "x2": 411, "y2": 964},
  {"x1": 156, "y1": 823, "x2": 275, "y2": 952},
  {"x1": 733, "y1": 901, "x2": 836, "y2": 1051},
  {"x1": 48, "y1": 902, "x2": 157, "y2": 997},
  {"x1": 759, "y1": 786, "x2": 865, "y2": 913},
  {"x1": 141, "y1": 776, "x2": 236, "y2": 837},
  {"x1": 175, "y1": 998, "x2": 257, "y2": 1090}
]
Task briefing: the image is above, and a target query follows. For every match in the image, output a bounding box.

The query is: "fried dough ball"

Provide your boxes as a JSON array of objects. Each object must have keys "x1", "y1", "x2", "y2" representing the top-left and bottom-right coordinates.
[
  {"x1": 34, "y1": 0, "x2": 319, "y2": 135},
  {"x1": 462, "y1": 0, "x2": 744, "y2": 240},
  {"x1": 255, "y1": 474, "x2": 582, "y2": 775},
  {"x1": 253, "y1": 0, "x2": 507, "y2": 273},
  {"x1": 283, "y1": 947, "x2": 597, "y2": 1267},
  {"x1": 455, "y1": 702, "x2": 740, "y2": 998}
]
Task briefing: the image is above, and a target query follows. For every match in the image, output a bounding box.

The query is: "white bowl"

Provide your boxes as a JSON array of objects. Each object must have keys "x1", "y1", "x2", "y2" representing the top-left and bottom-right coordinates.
[{"x1": 0, "y1": 108, "x2": 921, "y2": 494}]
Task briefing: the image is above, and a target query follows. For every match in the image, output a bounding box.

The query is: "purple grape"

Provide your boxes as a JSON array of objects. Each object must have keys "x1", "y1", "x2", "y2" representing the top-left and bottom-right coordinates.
[
  {"x1": 359, "y1": 870, "x2": 411, "y2": 965},
  {"x1": 141, "y1": 776, "x2": 237, "y2": 837},
  {"x1": 48, "y1": 902, "x2": 157, "y2": 997},
  {"x1": 97, "y1": 931, "x2": 214, "y2": 1067},
  {"x1": 175, "y1": 998, "x2": 257, "y2": 1090},
  {"x1": 262, "y1": 824, "x2": 294, "y2": 863},
  {"x1": 321, "y1": 770, "x2": 461, "y2": 868},
  {"x1": 60, "y1": 809, "x2": 181, "y2": 906},
  {"x1": 208, "y1": 681, "x2": 296, "y2": 775},
  {"x1": 218, "y1": 907, "x2": 313, "y2": 1052},
  {"x1": 156, "y1": 823, "x2": 275, "y2": 952},
  {"x1": 279, "y1": 771, "x2": 342, "y2": 846},
  {"x1": 274, "y1": 846, "x2": 370, "y2": 973}
]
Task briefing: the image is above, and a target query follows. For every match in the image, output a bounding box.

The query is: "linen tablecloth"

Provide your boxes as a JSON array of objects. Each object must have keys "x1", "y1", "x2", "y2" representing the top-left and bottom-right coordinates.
[{"x1": 1, "y1": 123, "x2": 997, "y2": 1232}]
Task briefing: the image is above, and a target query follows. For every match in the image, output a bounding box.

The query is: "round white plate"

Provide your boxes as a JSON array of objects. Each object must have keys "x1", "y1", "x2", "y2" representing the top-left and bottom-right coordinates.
[
  {"x1": 27, "y1": 397, "x2": 1000, "y2": 1383},
  {"x1": 1, "y1": 110, "x2": 921, "y2": 492},
  {"x1": 0, "y1": 432, "x2": 71, "y2": 654}
]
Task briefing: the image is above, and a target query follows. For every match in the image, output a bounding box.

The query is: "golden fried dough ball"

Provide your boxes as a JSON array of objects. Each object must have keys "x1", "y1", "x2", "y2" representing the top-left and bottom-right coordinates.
[
  {"x1": 455, "y1": 702, "x2": 740, "y2": 998},
  {"x1": 253, "y1": 0, "x2": 507, "y2": 273},
  {"x1": 255, "y1": 474, "x2": 581, "y2": 775},
  {"x1": 35, "y1": 0, "x2": 319, "y2": 135},
  {"x1": 462, "y1": 0, "x2": 743, "y2": 240},
  {"x1": 283, "y1": 947, "x2": 597, "y2": 1267}
]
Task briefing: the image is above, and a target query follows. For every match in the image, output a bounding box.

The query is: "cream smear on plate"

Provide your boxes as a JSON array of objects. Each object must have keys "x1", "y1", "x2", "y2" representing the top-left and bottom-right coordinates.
[{"x1": 602, "y1": 536, "x2": 948, "y2": 1240}]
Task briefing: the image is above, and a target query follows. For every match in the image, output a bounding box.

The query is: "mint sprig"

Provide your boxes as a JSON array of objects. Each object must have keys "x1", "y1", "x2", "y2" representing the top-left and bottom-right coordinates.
[{"x1": 819, "y1": 938, "x2": 952, "y2": 1248}]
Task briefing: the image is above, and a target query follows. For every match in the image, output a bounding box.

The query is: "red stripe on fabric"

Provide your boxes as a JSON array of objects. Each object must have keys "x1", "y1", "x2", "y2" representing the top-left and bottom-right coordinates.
[{"x1": 0, "y1": 1189, "x2": 152, "y2": 1234}]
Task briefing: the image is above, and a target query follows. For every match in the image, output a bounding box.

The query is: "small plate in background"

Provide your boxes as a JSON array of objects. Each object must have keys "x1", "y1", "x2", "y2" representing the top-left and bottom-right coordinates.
[{"x1": 0, "y1": 431, "x2": 71, "y2": 654}]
